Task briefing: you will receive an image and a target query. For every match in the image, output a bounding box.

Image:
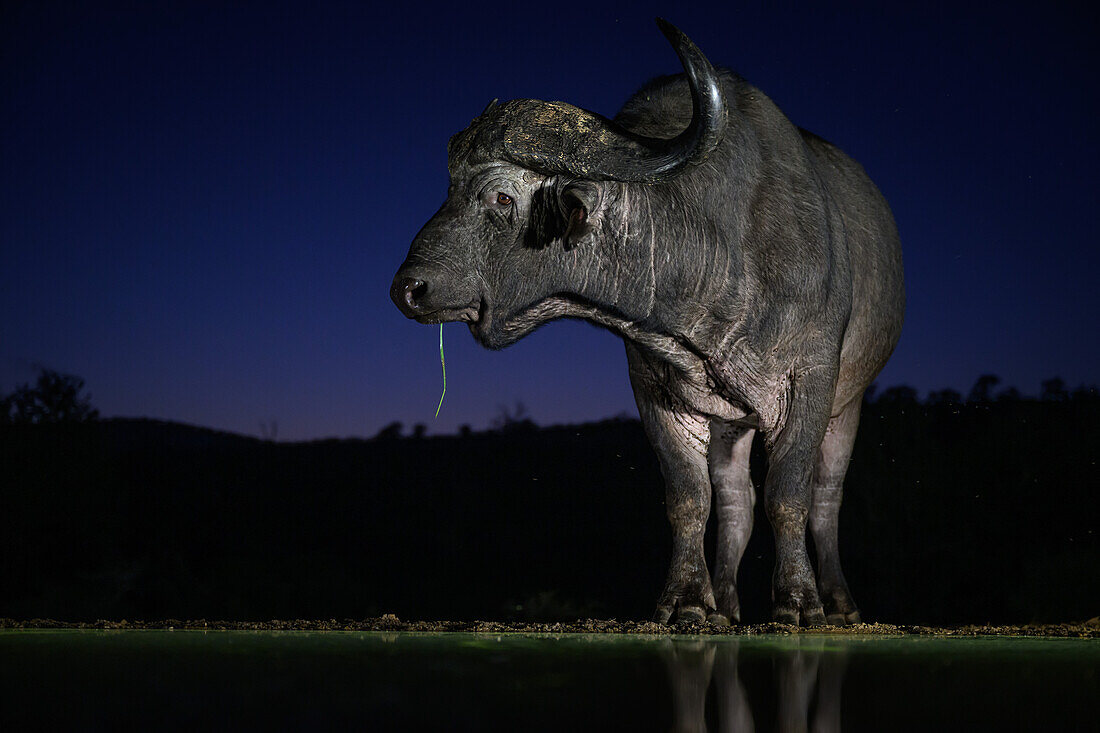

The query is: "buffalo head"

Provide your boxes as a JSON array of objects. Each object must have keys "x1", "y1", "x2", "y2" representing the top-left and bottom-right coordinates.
[{"x1": 391, "y1": 19, "x2": 726, "y2": 349}]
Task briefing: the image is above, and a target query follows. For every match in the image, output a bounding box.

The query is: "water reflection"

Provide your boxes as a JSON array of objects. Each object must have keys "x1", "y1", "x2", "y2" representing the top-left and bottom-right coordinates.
[{"x1": 662, "y1": 637, "x2": 848, "y2": 733}]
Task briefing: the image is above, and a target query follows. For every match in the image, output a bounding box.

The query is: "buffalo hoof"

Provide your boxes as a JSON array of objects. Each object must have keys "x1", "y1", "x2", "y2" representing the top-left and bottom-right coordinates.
[
  {"x1": 654, "y1": 562, "x2": 721, "y2": 626},
  {"x1": 774, "y1": 603, "x2": 827, "y2": 627},
  {"x1": 654, "y1": 603, "x2": 729, "y2": 626},
  {"x1": 825, "y1": 610, "x2": 861, "y2": 626},
  {"x1": 774, "y1": 572, "x2": 828, "y2": 626},
  {"x1": 651, "y1": 603, "x2": 730, "y2": 620},
  {"x1": 712, "y1": 582, "x2": 742, "y2": 624},
  {"x1": 773, "y1": 585, "x2": 828, "y2": 627},
  {"x1": 676, "y1": 606, "x2": 707, "y2": 624},
  {"x1": 655, "y1": 604, "x2": 712, "y2": 625},
  {"x1": 820, "y1": 588, "x2": 861, "y2": 625},
  {"x1": 706, "y1": 612, "x2": 730, "y2": 626}
]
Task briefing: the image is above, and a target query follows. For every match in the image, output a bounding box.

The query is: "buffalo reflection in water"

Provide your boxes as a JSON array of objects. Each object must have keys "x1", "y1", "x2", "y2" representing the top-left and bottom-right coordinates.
[{"x1": 662, "y1": 638, "x2": 849, "y2": 733}]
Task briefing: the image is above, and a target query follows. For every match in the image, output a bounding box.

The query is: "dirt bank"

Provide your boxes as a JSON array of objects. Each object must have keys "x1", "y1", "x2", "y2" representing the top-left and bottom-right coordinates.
[{"x1": 2, "y1": 616, "x2": 1098, "y2": 638}]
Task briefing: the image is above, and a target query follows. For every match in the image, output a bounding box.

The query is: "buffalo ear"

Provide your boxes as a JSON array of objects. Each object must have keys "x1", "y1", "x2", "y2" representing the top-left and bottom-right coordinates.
[{"x1": 560, "y1": 183, "x2": 598, "y2": 251}]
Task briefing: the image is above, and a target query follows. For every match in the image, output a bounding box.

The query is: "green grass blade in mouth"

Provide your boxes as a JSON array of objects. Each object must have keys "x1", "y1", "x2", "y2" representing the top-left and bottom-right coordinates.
[{"x1": 435, "y1": 323, "x2": 446, "y2": 418}]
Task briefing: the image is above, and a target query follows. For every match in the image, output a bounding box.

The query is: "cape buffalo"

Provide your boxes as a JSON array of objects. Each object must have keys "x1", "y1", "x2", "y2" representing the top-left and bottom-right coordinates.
[{"x1": 391, "y1": 19, "x2": 904, "y2": 626}]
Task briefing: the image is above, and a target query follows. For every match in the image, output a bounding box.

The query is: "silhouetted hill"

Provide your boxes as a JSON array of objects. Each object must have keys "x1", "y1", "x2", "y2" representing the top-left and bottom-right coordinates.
[
  {"x1": 1, "y1": 393, "x2": 1097, "y2": 624},
  {"x1": 95, "y1": 417, "x2": 264, "y2": 451}
]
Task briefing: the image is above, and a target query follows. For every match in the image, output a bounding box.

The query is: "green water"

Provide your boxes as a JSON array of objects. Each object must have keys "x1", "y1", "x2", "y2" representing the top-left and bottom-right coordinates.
[{"x1": 1, "y1": 631, "x2": 1096, "y2": 730}]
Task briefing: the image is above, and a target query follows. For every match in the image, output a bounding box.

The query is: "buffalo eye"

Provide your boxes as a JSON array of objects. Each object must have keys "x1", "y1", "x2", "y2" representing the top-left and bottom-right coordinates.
[{"x1": 496, "y1": 192, "x2": 513, "y2": 207}]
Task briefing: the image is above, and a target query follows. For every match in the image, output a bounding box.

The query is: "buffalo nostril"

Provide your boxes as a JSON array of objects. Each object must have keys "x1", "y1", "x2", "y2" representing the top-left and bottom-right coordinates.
[
  {"x1": 404, "y1": 279, "x2": 427, "y2": 310},
  {"x1": 391, "y1": 275, "x2": 428, "y2": 317}
]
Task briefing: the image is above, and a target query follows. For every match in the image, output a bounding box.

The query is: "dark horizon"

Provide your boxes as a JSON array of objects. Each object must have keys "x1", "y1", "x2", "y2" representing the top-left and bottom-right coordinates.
[
  {"x1": 3, "y1": 3, "x2": 1097, "y2": 440},
  {"x1": 2, "y1": 365, "x2": 1091, "y2": 441}
]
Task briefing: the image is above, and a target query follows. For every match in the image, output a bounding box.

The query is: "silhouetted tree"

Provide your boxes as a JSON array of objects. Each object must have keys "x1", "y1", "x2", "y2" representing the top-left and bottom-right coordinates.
[
  {"x1": 967, "y1": 374, "x2": 1001, "y2": 404},
  {"x1": 259, "y1": 419, "x2": 278, "y2": 441},
  {"x1": 926, "y1": 388, "x2": 962, "y2": 406},
  {"x1": 995, "y1": 386, "x2": 1022, "y2": 402},
  {"x1": 412, "y1": 423, "x2": 427, "y2": 439},
  {"x1": 492, "y1": 401, "x2": 536, "y2": 432},
  {"x1": 1070, "y1": 384, "x2": 1099, "y2": 401},
  {"x1": 875, "y1": 385, "x2": 919, "y2": 406},
  {"x1": 374, "y1": 421, "x2": 403, "y2": 440},
  {"x1": 1041, "y1": 377, "x2": 1068, "y2": 401},
  {"x1": 1, "y1": 368, "x2": 99, "y2": 424},
  {"x1": 863, "y1": 383, "x2": 879, "y2": 404},
  {"x1": 459, "y1": 424, "x2": 472, "y2": 437}
]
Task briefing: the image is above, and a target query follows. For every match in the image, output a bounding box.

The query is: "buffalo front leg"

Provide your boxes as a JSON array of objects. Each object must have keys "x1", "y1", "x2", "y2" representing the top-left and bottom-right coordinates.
[
  {"x1": 708, "y1": 421, "x2": 756, "y2": 624},
  {"x1": 810, "y1": 397, "x2": 862, "y2": 625},
  {"x1": 634, "y1": 388, "x2": 719, "y2": 624},
  {"x1": 763, "y1": 370, "x2": 836, "y2": 626}
]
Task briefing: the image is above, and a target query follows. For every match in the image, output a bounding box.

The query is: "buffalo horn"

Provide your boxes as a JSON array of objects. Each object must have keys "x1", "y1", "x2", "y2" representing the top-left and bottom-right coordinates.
[{"x1": 505, "y1": 19, "x2": 727, "y2": 183}]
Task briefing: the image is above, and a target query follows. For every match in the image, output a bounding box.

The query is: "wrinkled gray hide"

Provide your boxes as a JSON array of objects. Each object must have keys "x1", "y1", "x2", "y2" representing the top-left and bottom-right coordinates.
[{"x1": 391, "y1": 20, "x2": 904, "y2": 626}]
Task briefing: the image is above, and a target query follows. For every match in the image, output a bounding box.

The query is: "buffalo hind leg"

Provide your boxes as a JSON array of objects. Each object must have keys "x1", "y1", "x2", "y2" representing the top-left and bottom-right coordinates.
[
  {"x1": 708, "y1": 421, "x2": 756, "y2": 624},
  {"x1": 810, "y1": 398, "x2": 862, "y2": 625},
  {"x1": 763, "y1": 368, "x2": 835, "y2": 627}
]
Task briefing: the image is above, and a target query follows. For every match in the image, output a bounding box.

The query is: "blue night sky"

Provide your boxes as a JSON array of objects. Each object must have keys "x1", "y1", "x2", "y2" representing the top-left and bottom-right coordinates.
[{"x1": 2, "y1": 2, "x2": 1097, "y2": 440}]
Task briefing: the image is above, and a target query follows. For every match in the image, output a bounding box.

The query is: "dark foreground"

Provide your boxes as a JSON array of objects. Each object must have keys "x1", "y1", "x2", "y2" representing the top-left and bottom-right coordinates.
[{"x1": 1, "y1": 629, "x2": 1097, "y2": 731}]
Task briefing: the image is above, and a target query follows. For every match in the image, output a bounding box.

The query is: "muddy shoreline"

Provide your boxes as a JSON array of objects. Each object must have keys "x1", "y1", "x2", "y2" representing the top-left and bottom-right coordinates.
[{"x1": 3, "y1": 616, "x2": 1097, "y2": 638}]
